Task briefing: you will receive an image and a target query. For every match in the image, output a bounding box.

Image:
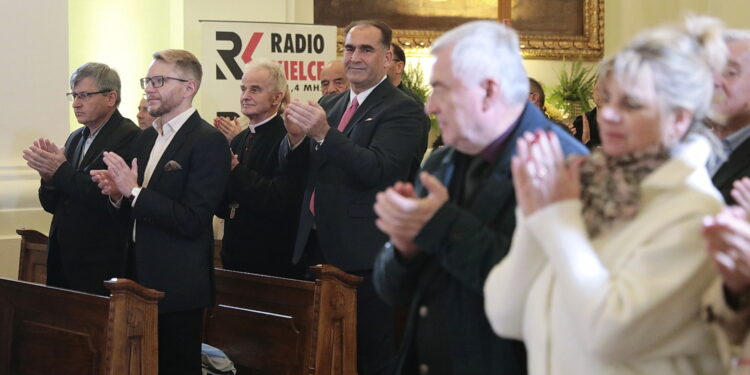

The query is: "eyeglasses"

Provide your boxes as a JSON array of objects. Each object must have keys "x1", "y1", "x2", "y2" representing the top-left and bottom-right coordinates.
[
  {"x1": 140, "y1": 75, "x2": 189, "y2": 89},
  {"x1": 66, "y1": 90, "x2": 112, "y2": 102}
]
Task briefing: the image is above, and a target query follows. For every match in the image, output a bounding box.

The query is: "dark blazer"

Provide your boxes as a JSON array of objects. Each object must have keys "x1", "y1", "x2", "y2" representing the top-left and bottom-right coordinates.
[
  {"x1": 397, "y1": 81, "x2": 431, "y2": 182},
  {"x1": 123, "y1": 110, "x2": 231, "y2": 313},
  {"x1": 281, "y1": 78, "x2": 426, "y2": 272},
  {"x1": 713, "y1": 135, "x2": 750, "y2": 204},
  {"x1": 573, "y1": 107, "x2": 600, "y2": 149},
  {"x1": 216, "y1": 114, "x2": 304, "y2": 277},
  {"x1": 373, "y1": 103, "x2": 588, "y2": 374},
  {"x1": 40, "y1": 110, "x2": 139, "y2": 296}
]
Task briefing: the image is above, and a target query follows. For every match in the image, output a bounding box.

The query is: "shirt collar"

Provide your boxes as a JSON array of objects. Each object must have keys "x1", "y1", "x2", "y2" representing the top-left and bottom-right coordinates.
[
  {"x1": 248, "y1": 113, "x2": 276, "y2": 134},
  {"x1": 348, "y1": 75, "x2": 388, "y2": 107},
  {"x1": 725, "y1": 124, "x2": 750, "y2": 153},
  {"x1": 479, "y1": 112, "x2": 522, "y2": 162},
  {"x1": 153, "y1": 107, "x2": 195, "y2": 136}
]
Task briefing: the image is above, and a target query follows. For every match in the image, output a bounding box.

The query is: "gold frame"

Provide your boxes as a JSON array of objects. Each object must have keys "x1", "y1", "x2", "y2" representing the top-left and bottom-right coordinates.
[{"x1": 334, "y1": 0, "x2": 604, "y2": 61}]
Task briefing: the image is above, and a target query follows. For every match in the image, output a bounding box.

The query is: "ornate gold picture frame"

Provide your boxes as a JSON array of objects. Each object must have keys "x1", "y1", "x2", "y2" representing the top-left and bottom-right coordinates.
[{"x1": 317, "y1": 0, "x2": 604, "y2": 61}]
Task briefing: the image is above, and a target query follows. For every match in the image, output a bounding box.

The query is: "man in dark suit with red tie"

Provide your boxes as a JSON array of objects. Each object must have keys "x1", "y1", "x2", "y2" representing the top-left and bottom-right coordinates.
[
  {"x1": 92, "y1": 49, "x2": 230, "y2": 375},
  {"x1": 281, "y1": 20, "x2": 428, "y2": 375},
  {"x1": 23, "y1": 62, "x2": 139, "y2": 296}
]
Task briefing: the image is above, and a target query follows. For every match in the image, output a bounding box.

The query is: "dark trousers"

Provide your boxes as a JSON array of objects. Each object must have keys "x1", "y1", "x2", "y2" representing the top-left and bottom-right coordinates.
[
  {"x1": 297, "y1": 230, "x2": 396, "y2": 375},
  {"x1": 158, "y1": 308, "x2": 203, "y2": 375}
]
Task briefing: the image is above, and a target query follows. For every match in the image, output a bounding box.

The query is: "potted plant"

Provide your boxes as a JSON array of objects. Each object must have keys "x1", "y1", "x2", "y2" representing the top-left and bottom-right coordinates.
[
  {"x1": 547, "y1": 58, "x2": 597, "y2": 121},
  {"x1": 401, "y1": 63, "x2": 441, "y2": 146}
]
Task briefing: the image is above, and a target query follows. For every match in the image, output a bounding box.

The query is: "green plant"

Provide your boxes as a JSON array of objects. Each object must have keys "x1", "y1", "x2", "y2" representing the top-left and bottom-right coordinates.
[
  {"x1": 547, "y1": 58, "x2": 597, "y2": 119},
  {"x1": 401, "y1": 62, "x2": 431, "y2": 102},
  {"x1": 401, "y1": 63, "x2": 440, "y2": 135}
]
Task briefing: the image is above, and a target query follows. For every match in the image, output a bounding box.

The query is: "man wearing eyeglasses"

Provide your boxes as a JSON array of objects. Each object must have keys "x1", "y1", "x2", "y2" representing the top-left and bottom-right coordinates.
[
  {"x1": 91, "y1": 49, "x2": 230, "y2": 375},
  {"x1": 22, "y1": 62, "x2": 139, "y2": 296}
]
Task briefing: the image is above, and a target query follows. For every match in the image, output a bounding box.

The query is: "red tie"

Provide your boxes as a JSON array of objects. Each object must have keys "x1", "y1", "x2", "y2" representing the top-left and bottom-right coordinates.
[
  {"x1": 310, "y1": 97, "x2": 360, "y2": 215},
  {"x1": 337, "y1": 97, "x2": 359, "y2": 132}
]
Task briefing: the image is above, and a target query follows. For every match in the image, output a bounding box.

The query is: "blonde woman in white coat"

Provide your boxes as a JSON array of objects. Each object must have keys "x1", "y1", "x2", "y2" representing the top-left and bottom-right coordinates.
[{"x1": 484, "y1": 18, "x2": 728, "y2": 375}]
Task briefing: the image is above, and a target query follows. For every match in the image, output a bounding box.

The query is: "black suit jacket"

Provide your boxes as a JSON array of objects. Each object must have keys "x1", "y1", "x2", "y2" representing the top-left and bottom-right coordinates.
[
  {"x1": 373, "y1": 103, "x2": 588, "y2": 374},
  {"x1": 122, "y1": 110, "x2": 231, "y2": 313},
  {"x1": 573, "y1": 107, "x2": 600, "y2": 149},
  {"x1": 217, "y1": 114, "x2": 304, "y2": 276},
  {"x1": 397, "y1": 82, "x2": 430, "y2": 181},
  {"x1": 713, "y1": 135, "x2": 750, "y2": 204},
  {"x1": 40, "y1": 110, "x2": 140, "y2": 295},
  {"x1": 281, "y1": 79, "x2": 426, "y2": 271}
]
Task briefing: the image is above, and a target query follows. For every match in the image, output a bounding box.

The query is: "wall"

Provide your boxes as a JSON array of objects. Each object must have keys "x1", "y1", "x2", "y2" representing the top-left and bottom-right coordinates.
[
  {"x1": 0, "y1": 0, "x2": 68, "y2": 278},
  {"x1": 68, "y1": 0, "x2": 178, "y2": 130}
]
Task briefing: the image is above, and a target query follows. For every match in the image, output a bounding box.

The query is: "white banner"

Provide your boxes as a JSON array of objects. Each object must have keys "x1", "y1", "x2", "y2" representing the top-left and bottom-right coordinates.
[{"x1": 201, "y1": 21, "x2": 337, "y2": 120}]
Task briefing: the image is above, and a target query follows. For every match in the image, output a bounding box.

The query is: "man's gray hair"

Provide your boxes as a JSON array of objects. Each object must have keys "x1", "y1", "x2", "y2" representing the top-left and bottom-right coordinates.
[
  {"x1": 431, "y1": 20, "x2": 529, "y2": 106},
  {"x1": 245, "y1": 58, "x2": 288, "y2": 94},
  {"x1": 70, "y1": 62, "x2": 122, "y2": 106}
]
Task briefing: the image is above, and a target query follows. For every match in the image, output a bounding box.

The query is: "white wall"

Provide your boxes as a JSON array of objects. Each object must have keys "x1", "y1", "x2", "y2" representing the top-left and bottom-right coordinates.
[{"x1": 0, "y1": 0, "x2": 68, "y2": 278}]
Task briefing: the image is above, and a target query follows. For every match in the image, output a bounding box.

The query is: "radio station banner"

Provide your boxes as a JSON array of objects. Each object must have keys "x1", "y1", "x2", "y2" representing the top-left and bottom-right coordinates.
[{"x1": 201, "y1": 21, "x2": 337, "y2": 120}]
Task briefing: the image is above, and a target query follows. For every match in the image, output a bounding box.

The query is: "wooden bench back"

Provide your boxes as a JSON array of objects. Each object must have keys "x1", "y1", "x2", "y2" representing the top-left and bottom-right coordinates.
[
  {"x1": 207, "y1": 266, "x2": 361, "y2": 375},
  {"x1": 16, "y1": 229, "x2": 362, "y2": 375},
  {"x1": 0, "y1": 277, "x2": 162, "y2": 375}
]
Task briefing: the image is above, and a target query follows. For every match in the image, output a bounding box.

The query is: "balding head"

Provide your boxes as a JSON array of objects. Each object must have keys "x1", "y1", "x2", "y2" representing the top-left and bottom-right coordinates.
[{"x1": 320, "y1": 60, "x2": 349, "y2": 95}]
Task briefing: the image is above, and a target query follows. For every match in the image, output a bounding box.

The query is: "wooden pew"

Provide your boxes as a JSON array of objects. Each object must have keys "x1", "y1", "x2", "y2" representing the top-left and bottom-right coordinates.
[
  {"x1": 16, "y1": 229, "x2": 225, "y2": 281},
  {"x1": 17, "y1": 229, "x2": 362, "y2": 375},
  {"x1": 0, "y1": 277, "x2": 163, "y2": 375},
  {"x1": 16, "y1": 229, "x2": 49, "y2": 284},
  {"x1": 206, "y1": 266, "x2": 361, "y2": 375}
]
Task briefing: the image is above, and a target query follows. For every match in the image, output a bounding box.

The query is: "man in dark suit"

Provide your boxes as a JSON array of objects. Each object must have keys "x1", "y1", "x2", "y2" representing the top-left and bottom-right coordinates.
[
  {"x1": 387, "y1": 42, "x2": 431, "y2": 180},
  {"x1": 215, "y1": 58, "x2": 304, "y2": 277},
  {"x1": 711, "y1": 30, "x2": 750, "y2": 204},
  {"x1": 572, "y1": 107, "x2": 601, "y2": 149},
  {"x1": 372, "y1": 21, "x2": 588, "y2": 375},
  {"x1": 91, "y1": 49, "x2": 230, "y2": 375},
  {"x1": 22, "y1": 62, "x2": 139, "y2": 296},
  {"x1": 282, "y1": 20, "x2": 428, "y2": 375}
]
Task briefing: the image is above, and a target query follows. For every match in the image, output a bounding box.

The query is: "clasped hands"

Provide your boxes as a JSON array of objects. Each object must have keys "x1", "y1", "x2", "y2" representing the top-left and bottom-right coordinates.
[
  {"x1": 704, "y1": 178, "x2": 750, "y2": 297},
  {"x1": 22, "y1": 138, "x2": 66, "y2": 182},
  {"x1": 511, "y1": 130, "x2": 582, "y2": 217},
  {"x1": 89, "y1": 152, "x2": 138, "y2": 203},
  {"x1": 213, "y1": 116, "x2": 243, "y2": 142},
  {"x1": 374, "y1": 172, "x2": 449, "y2": 260},
  {"x1": 283, "y1": 100, "x2": 330, "y2": 146}
]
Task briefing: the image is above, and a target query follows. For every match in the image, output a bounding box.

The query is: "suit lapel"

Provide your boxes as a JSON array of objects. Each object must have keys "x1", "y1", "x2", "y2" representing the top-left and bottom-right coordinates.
[
  {"x1": 713, "y1": 136, "x2": 750, "y2": 190},
  {"x1": 147, "y1": 111, "x2": 200, "y2": 187},
  {"x1": 325, "y1": 93, "x2": 349, "y2": 132},
  {"x1": 468, "y1": 103, "x2": 542, "y2": 220},
  {"x1": 342, "y1": 81, "x2": 389, "y2": 137},
  {"x1": 137, "y1": 129, "x2": 158, "y2": 186},
  {"x1": 79, "y1": 111, "x2": 123, "y2": 169},
  {"x1": 67, "y1": 129, "x2": 84, "y2": 164}
]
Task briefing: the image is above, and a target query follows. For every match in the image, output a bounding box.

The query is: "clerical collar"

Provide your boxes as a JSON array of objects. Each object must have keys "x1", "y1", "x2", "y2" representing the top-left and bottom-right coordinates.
[{"x1": 248, "y1": 113, "x2": 277, "y2": 134}]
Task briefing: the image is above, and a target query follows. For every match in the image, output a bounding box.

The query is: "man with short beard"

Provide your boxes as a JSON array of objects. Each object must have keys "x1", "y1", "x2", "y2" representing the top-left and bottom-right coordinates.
[{"x1": 91, "y1": 49, "x2": 230, "y2": 375}]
